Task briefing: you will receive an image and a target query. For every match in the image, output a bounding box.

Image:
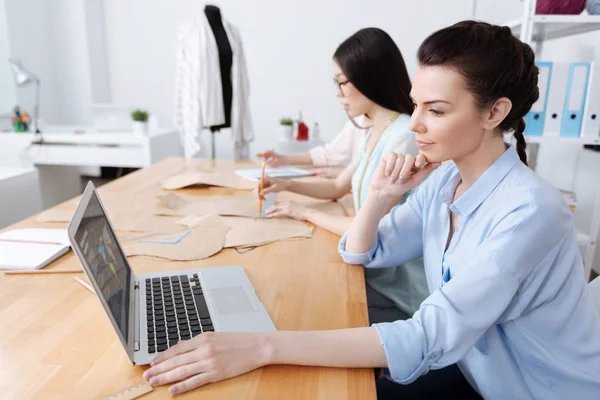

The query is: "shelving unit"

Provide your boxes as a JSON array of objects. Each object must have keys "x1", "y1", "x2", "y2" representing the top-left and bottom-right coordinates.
[
  {"x1": 525, "y1": 136, "x2": 600, "y2": 145},
  {"x1": 508, "y1": 14, "x2": 600, "y2": 42},
  {"x1": 506, "y1": 0, "x2": 600, "y2": 281}
]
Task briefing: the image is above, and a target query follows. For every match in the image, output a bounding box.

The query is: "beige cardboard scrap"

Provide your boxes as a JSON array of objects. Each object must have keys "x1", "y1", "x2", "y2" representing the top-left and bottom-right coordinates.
[
  {"x1": 112, "y1": 212, "x2": 184, "y2": 233},
  {"x1": 36, "y1": 195, "x2": 187, "y2": 233},
  {"x1": 123, "y1": 214, "x2": 229, "y2": 261},
  {"x1": 35, "y1": 191, "x2": 150, "y2": 225},
  {"x1": 223, "y1": 217, "x2": 313, "y2": 248},
  {"x1": 161, "y1": 171, "x2": 256, "y2": 191},
  {"x1": 157, "y1": 191, "x2": 347, "y2": 220},
  {"x1": 175, "y1": 215, "x2": 312, "y2": 249},
  {"x1": 100, "y1": 193, "x2": 184, "y2": 232},
  {"x1": 174, "y1": 215, "x2": 207, "y2": 228},
  {"x1": 275, "y1": 191, "x2": 348, "y2": 216},
  {"x1": 156, "y1": 193, "x2": 259, "y2": 218}
]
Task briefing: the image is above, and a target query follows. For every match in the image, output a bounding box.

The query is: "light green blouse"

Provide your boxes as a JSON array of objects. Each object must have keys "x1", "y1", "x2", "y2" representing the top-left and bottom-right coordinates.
[{"x1": 350, "y1": 114, "x2": 428, "y2": 315}]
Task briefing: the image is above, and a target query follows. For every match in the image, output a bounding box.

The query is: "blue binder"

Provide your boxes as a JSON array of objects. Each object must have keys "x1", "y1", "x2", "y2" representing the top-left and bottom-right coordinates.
[
  {"x1": 561, "y1": 62, "x2": 591, "y2": 138},
  {"x1": 524, "y1": 61, "x2": 552, "y2": 137}
]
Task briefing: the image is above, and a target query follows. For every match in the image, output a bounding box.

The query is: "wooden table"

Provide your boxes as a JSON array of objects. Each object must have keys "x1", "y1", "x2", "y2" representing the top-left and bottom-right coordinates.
[{"x1": 0, "y1": 158, "x2": 375, "y2": 399}]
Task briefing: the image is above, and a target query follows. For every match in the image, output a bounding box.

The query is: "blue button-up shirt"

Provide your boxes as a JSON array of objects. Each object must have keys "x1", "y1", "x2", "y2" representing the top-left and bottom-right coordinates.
[{"x1": 339, "y1": 147, "x2": 600, "y2": 399}]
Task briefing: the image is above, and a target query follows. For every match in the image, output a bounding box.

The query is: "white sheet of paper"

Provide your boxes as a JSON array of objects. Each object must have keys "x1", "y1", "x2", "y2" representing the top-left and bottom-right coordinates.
[
  {"x1": 0, "y1": 228, "x2": 70, "y2": 245},
  {"x1": 235, "y1": 166, "x2": 312, "y2": 181},
  {"x1": 0, "y1": 241, "x2": 70, "y2": 270}
]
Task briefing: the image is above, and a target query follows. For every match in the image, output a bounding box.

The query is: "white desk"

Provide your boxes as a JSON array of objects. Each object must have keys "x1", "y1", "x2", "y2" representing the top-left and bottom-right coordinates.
[
  {"x1": 0, "y1": 129, "x2": 182, "y2": 168},
  {"x1": 22, "y1": 129, "x2": 181, "y2": 168},
  {"x1": 0, "y1": 128, "x2": 183, "y2": 209}
]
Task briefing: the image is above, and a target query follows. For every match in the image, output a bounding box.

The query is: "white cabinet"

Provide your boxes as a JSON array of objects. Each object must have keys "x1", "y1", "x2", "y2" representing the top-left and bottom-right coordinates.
[
  {"x1": 0, "y1": 167, "x2": 42, "y2": 229},
  {"x1": 0, "y1": 129, "x2": 183, "y2": 211},
  {"x1": 0, "y1": 133, "x2": 36, "y2": 168}
]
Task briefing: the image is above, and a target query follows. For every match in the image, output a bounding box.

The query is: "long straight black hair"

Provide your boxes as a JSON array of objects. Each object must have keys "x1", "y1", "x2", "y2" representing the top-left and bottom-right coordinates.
[{"x1": 334, "y1": 28, "x2": 413, "y2": 127}]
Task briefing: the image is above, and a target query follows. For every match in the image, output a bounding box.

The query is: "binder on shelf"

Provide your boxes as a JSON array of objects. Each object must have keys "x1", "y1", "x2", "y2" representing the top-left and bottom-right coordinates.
[
  {"x1": 561, "y1": 62, "x2": 591, "y2": 138},
  {"x1": 581, "y1": 63, "x2": 600, "y2": 140},
  {"x1": 543, "y1": 62, "x2": 570, "y2": 137},
  {"x1": 524, "y1": 61, "x2": 551, "y2": 137}
]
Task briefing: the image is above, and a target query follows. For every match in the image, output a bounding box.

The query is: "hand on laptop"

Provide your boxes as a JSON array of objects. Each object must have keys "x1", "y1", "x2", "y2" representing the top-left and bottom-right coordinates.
[{"x1": 143, "y1": 332, "x2": 269, "y2": 395}]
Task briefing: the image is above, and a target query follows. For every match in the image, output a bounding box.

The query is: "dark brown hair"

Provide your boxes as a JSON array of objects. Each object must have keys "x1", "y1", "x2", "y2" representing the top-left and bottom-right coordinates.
[
  {"x1": 417, "y1": 20, "x2": 539, "y2": 165},
  {"x1": 334, "y1": 28, "x2": 413, "y2": 118}
]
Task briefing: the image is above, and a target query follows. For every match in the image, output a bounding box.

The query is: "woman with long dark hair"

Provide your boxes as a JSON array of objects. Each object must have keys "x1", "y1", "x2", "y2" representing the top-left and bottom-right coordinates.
[{"x1": 258, "y1": 28, "x2": 429, "y2": 327}]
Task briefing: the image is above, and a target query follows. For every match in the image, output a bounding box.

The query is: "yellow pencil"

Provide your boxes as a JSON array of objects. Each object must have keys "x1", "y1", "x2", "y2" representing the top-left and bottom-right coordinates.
[
  {"x1": 258, "y1": 160, "x2": 265, "y2": 215},
  {"x1": 3, "y1": 268, "x2": 82, "y2": 275},
  {"x1": 74, "y1": 276, "x2": 95, "y2": 294}
]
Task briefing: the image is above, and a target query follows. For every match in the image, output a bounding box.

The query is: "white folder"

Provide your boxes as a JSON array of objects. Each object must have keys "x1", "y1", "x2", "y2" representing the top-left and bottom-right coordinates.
[
  {"x1": 543, "y1": 62, "x2": 570, "y2": 137},
  {"x1": 581, "y1": 63, "x2": 600, "y2": 141}
]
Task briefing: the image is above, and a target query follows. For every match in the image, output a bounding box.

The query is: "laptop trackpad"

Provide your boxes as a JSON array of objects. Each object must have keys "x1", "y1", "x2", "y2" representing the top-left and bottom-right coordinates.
[{"x1": 211, "y1": 287, "x2": 254, "y2": 315}]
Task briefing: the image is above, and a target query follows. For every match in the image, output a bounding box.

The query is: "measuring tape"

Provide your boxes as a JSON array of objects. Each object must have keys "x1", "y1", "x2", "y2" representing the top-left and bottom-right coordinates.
[{"x1": 103, "y1": 382, "x2": 153, "y2": 400}]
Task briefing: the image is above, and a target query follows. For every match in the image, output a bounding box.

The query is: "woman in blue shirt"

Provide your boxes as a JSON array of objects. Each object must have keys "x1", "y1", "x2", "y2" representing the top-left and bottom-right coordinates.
[
  {"x1": 142, "y1": 21, "x2": 600, "y2": 398},
  {"x1": 258, "y1": 28, "x2": 428, "y2": 324}
]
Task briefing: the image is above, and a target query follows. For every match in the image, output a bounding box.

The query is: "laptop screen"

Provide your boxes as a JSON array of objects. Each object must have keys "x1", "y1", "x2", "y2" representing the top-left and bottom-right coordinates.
[{"x1": 73, "y1": 190, "x2": 131, "y2": 342}]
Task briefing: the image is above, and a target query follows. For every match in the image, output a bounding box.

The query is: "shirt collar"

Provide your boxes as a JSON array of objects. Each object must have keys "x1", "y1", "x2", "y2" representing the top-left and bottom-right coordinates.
[{"x1": 438, "y1": 146, "x2": 521, "y2": 217}]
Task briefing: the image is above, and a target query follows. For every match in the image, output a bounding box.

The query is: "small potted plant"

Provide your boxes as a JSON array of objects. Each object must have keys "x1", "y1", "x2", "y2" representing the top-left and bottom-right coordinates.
[
  {"x1": 279, "y1": 117, "x2": 293, "y2": 141},
  {"x1": 131, "y1": 109, "x2": 149, "y2": 137}
]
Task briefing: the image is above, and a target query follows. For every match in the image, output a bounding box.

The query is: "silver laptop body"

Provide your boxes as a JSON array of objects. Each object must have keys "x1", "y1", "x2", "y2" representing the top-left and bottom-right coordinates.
[{"x1": 67, "y1": 182, "x2": 275, "y2": 365}]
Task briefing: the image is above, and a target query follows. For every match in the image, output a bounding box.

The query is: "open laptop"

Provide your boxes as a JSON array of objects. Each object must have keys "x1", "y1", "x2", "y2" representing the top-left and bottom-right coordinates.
[{"x1": 67, "y1": 182, "x2": 276, "y2": 365}]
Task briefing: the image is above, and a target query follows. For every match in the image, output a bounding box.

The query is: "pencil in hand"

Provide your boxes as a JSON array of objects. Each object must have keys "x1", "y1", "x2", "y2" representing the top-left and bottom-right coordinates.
[{"x1": 258, "y1": 160, "x2": 265, "y2": 216}]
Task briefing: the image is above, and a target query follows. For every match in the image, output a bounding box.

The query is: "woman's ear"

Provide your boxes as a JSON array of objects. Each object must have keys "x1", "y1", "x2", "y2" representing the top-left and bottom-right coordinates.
[{"x1": 483, "y1": 97, "x2": 512, "y2": 131}]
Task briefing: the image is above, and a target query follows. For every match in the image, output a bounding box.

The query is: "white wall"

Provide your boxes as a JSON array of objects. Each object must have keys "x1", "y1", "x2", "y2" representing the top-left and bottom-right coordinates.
[
  {"x1": 3, "y1": 0, "x2": 105, "y2": 126},
  {"x1": 4, "y1": 0, "x2": 61, "y2": 125},
  {"x1": 102, "y1": 0, "x2": 481, "y2": 160},
  {"x1": 0, "y1": 0, "x2": 16, "y2": 120},
  {"x1": 48, "y1": 0, "x2": 94, "y2": 125},
  {"x1": 84, "y1": 0, "x2": 111, "y2": 103}
]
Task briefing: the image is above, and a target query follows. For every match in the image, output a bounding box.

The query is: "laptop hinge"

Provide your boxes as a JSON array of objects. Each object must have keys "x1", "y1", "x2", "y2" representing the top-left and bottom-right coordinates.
[{"x1": 134, "y1": 281, "x2": 140, "y2": 352}]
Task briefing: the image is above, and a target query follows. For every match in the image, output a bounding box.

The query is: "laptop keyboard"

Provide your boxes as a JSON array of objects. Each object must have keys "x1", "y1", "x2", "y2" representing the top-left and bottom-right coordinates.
[{"x1": 145, "y1": 273, "x2": 214, "y2": 354}]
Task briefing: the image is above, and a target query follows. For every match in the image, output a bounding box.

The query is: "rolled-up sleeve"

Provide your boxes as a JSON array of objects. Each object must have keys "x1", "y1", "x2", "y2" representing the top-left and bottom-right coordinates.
[
  {"x1": 371, "y1": 198, "x2": 570, "y2": 384},
  {"x1": 338, "y1": 190, "x2": 425, "y2": 268},
  {"x1": 338, "y1": 232, "x2": 379, "y2": 265},
  {"x1": 374, "y1": 272, "x2": 519, "y2": 383}
]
